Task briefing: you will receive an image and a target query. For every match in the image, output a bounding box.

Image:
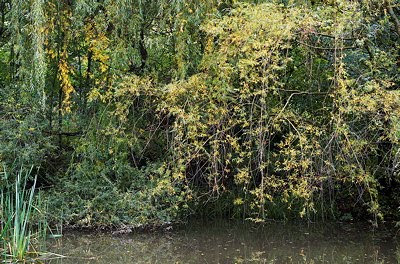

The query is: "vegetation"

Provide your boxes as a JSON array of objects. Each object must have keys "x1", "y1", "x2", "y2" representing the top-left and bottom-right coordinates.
[
  {"x1": 0, "y1": 0, "x2": 399, "y2": 229},
  {"x1": 0, "y1": 166, "x2": 48, "y2": 261}
]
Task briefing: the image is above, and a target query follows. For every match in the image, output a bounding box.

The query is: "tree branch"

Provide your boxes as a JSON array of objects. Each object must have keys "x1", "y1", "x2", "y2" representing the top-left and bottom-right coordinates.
[
  {"x1": 43, "y1": 130, "x2": 82, "y2": 137},
  {"x1": 385, "y1": 0, "x2": 400, "y2": 37}
]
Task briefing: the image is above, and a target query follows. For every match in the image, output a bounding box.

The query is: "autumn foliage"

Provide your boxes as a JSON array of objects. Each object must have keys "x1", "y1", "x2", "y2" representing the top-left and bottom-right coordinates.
[{"x1": 0, "y1": 0, "x2": 399, "y2": 226}]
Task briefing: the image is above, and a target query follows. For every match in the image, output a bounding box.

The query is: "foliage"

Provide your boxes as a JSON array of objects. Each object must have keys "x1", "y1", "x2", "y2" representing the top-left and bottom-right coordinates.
[{"x1": 0, "y1": 0, "x2": 399, "y2": 227}]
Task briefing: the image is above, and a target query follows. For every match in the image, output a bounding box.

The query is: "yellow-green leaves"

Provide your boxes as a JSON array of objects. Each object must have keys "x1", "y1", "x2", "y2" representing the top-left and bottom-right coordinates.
[{"x1": 58, "y1": 50, "x2": 75, "y2": 113}]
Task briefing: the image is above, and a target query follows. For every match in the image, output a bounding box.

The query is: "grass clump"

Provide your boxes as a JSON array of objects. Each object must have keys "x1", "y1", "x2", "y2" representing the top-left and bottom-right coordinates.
[{"x1": 0, "y1": 166, "x2": 48, "y2": 262}]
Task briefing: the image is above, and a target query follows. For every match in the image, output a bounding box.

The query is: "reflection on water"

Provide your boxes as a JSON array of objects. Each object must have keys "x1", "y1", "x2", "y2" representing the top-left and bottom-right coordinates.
[{"x1": 43, "y1": 220, "x2": 399, "y2": 263}]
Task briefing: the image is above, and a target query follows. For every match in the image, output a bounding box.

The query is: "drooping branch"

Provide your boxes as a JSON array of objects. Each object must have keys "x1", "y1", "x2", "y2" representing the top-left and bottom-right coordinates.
[
  {"x1": 0, "y1": 1, "x2": 11, "y2": 41},
  {"x1": 0, "y1": 2, "x2": 5, "y2": 38}
]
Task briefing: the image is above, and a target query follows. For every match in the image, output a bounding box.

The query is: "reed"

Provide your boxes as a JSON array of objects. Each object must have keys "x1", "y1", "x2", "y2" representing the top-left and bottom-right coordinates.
[{"x1": 0, "y1": 166, "x2": 46, "y2": 261}]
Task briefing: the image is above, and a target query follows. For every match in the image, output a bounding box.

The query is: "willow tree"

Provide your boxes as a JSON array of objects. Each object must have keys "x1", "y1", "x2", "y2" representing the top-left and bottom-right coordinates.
[
  {"x1": 0, "y1": 0, "x2": 54, "y2": 177},
  {"x1": 159, "y1": 0, "x2": 400, "y2": 223}
]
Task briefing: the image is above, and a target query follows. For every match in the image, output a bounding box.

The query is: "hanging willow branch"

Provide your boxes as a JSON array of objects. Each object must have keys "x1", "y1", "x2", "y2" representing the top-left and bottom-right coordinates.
[{"x1": 31, "y1": 0, "x2": 47, "y2": 109}]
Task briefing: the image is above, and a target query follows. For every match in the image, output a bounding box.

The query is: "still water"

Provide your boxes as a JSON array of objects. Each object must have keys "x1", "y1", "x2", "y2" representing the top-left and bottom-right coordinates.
[{"x1": 43, "y1": 220, "x2": 399, "y2": 264}]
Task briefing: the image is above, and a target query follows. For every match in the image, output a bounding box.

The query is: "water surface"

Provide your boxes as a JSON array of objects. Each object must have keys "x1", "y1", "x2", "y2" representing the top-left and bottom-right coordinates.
[{"x1": 44, "y1": 220, "x2": 399, "y2": 263}]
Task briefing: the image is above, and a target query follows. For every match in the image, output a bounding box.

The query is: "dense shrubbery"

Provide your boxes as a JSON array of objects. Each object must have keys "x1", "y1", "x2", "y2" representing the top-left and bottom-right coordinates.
[{"x1": 0, "y1": 0, "x2": 400, "y2": 227}]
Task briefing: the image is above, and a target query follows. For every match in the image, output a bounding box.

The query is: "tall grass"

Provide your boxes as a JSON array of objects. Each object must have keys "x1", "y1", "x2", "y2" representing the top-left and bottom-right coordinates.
[{"x1": 0, "y1": 166, "x2": 46, "y2": 261}]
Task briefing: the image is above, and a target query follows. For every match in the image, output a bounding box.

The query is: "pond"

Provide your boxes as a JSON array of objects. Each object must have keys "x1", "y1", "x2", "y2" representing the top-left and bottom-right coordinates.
[{"x1": 43, "y1": 220, "x2": 399, "y2": 264}]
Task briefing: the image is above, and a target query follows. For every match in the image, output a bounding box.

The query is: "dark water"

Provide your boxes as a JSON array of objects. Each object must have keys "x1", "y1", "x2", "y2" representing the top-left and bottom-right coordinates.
[{"x1": 42, "y1": 220, "x2": 399, "y2": 264}]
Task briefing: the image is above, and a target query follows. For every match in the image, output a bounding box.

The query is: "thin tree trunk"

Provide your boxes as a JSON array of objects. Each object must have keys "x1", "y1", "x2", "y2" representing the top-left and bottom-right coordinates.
[{"x1": 139, "y1": 27, "x2": 148, "y2": 73}]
